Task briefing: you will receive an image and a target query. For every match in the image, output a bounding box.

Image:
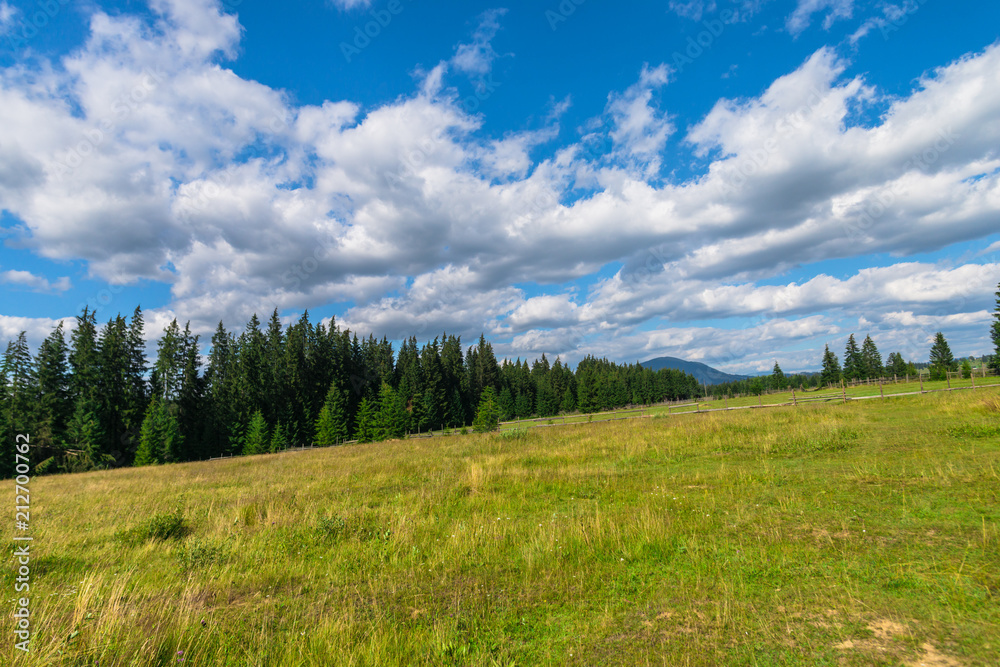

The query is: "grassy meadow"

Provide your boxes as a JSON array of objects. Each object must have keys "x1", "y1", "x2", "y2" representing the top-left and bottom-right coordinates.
[{"x1": 4, "y1": 389, "x2": 1000, "y2": 665}]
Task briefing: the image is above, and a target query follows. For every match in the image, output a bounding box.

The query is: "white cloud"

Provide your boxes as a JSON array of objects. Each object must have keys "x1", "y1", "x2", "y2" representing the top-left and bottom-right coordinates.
[
  {"x1": 787, "y1": 0, "x2": 855, "y2": 36},
  {"x1": 450, "y1": 9, "x2": 508, "y2": 77},
  {"x1": 0, "y1": 269, "x2": 72, "y2": 293}
]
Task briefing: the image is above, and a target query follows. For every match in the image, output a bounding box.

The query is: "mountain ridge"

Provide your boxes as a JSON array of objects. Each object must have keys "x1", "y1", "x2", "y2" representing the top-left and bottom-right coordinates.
[{"x1": 639, "y1": 356, "x2": 751, "y2": 385}]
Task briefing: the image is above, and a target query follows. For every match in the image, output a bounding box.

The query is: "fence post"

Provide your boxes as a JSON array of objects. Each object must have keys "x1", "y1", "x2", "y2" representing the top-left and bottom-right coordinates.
[
  {"x1": 842, "y1": 379, "x2": 847, "y2": 403},
  {"x1": 792, "y1": 388, "x2": 796, "y2": 407},
  {"x1": 919, "y1": 372, "x2": 924, "y2": 392},
  {"x1": 947, "y1": 372, "x2": 952, "y2": 390},
  {"x1": 972, "y1": 372, "x2": 976, "y2": 390},
  {"x1": 879, "y1": 377, "x2": 884, "y2": 399}
]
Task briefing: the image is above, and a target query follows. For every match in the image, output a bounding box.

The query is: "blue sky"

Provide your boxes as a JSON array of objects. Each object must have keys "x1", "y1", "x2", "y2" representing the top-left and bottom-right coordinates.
[{"x1": 1, "y1": 0, "x2": 999, "y2": 372}]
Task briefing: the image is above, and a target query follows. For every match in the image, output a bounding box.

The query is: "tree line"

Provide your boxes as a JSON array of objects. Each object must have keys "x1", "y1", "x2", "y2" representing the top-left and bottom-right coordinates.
[{"x1": 0, "y1": 307, "x2": 701, "y2": 478}]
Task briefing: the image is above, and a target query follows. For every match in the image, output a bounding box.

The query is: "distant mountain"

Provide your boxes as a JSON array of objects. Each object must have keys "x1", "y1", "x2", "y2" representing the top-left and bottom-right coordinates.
[{"x1": 640, "y1": 356, "x2": 751, "y2": 386}]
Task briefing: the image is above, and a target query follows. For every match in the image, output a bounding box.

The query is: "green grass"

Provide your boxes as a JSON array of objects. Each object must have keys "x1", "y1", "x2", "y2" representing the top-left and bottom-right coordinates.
[{"x1": 4, "y1": 389, "x2": 1000, "y2": 665}]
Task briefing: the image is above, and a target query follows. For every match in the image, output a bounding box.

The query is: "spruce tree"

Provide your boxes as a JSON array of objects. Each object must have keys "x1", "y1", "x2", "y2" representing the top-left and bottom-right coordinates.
[
  {"x1": 472, "y1": 387, "x2": 500, "y2": 433},
  {"x1": 35, "y1": 323, "x2": 71, "y2": 455},
  {"x1": 243, "y1": 409, "x2": 269, "y2": 455},
  {"x1": 314, "y1": 380, "x2": 349, "y2": 446},
  {"x1": 991, "y1": 280, "x2": 1000, "y2": 372},
  {"x1": 820, "y1": 345, "x2": 842, "y2": 387},
  {"x1": 270, "y1": 421, "x2": 288, "y2": 453},
  {"x1": 860, "y1": 335, "x2": 883, "y2": 380},
  {"x1": 375, "y1": 382, "x2": 407, "y2": 441},
  {"x1": 135, "y1": 398, "x2": 163, "y2": 466},
  {"x1": 843, "y1": 335, "x2": 863, "y2": 382},
  {"x1": 354, "y1": 396, "x2": 378, "y2": 443},
  {"x1": 1, "y1": 333, "x2": 36, "y2": 477},
  {"x1": 929, "y1": 332, "x2": 956, "y2": 380},
  {"x1": 771, "y1": 362, "x2": 786, "y2": 390}
]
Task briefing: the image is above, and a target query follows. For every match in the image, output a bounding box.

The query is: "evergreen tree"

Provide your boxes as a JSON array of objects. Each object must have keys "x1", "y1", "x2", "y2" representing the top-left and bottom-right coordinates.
[
  {"x1": 270, "y1": 421, "x2": 288, "y2": 453},
  {"x1": 135, "y1": 397, "x2": 164, "y2": 466},
  {"x1": 961, "y1": 359, "x2": 973, "y2": 379},
  {"x1": 472, "y1": 386, "x2": 500, "y2": 433},
  {"x1": 885, "y1": 352, "x2": 908, "y2": 377},
  {"x1": 820, "y1": 345, "x2": 842, "y2": 387},
  {"x1": 243, "y1": 409, "x2": 269, "y2": 456},
  {"x1": 860, "y1": 335, "x2": 883, "y2": 380},
  {"x1": 354, "y1": 396, "x2": 378, "y2": 443},
  {"x1": 560, "y1": 386, "x2": 576, "y2": 413},
  {"x1": 991, "y1": 281, "x2": 1000, "y2": 372},
  {"x1": 154, "y1": 319, "x2": 185, "y2": 402},
  {"x1": 203, "y1": 322, "x2": 238, "y2": 457},
  {"x1": 375, "y1": 382, "x2": 407, "y2": 441},
  {"x1": 314, "y1": 380, "x2": 349, "y2": 446},
  {"x1": 498, "y1": 386, "x2": 515, "y2": 421},
  {"x1": 68, "y1": 308, "x2": 103, "y2": 464},
  {"x1": 771, "y1": 362, "x2": 786, "y2": 390},
  {"x1": 1, "y1": 333, "x2": 36, "y2": 477},
  {"x1": 929, "y1": 332, "x2": 957, "y2": 380},
  {"x1": 35, "y1": 323, "x2": 71, "y2": 457},
  {"x1": 843, "y1": 335, "x2": 863, "y2": 382},
  {"x1": 176, "y1": 323, "x2": 203, "y2": 459}
]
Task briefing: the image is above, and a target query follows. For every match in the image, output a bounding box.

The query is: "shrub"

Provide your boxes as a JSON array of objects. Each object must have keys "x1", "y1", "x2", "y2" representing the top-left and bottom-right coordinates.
[{"x1": 116, "y1": 509, "x2": 189, "y2": 545}]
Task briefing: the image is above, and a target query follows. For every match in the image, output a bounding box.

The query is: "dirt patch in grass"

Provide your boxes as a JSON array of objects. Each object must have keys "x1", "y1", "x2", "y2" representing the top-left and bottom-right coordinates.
[{"x1": 834, "y1": 619, "x2": 964, "y2": 666}]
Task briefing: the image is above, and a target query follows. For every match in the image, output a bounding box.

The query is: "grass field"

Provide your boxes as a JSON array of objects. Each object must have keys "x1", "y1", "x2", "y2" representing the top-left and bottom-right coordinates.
[{"x1": 5, "y1": 389, "x2": 1000, "y2": 665}]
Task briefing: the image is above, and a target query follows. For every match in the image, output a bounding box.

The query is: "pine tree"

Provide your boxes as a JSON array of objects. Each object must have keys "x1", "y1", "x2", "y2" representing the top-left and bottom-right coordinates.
[
  {"x1": 820, "y1": 345, "x2": 842, "y2": 387},
  {"x1": 771, "y1": 362, "x2": 786, "y2": 390},
  {"x1": 270, "y1": 421, "x2": 288, "y2": 453},
  {"x1": 560, "y1": 386, "x2": 576, "y2": 413},
  {"x1": 314, "y1": 380, "x2": 349, "y2": 446},
  {"x1": 929, "y1": 332, "x2": 956, "y2": 380},
  {"x1": 135, "y1": 398, "x2": 163, "y2": 466},
  {"x1": 1, "y1": 333, "x2": 36, "y2": 477},
  {"x1": 375, "y1": 382, "x2": 407, "y2": 441},
  {"x1": 354, "y1": 396, "x2": 378, "y2": 443},
  {"x1": 885, "y1": 352, "x2": 908, "y2": 377},
  {"x1": 991, "y1": 281, "x2": 1000, "y2": 372},
  {"x1": 243, "y1": 409, "x2": 269, "y2": 456},
  {"x1": 35, "y1": 323, "x2": 71, "y2": 457},
  {"x1": 961, "y1": 359, "x2": 973, "y2": 379},
  {"x1": 473, "y1": 386, "x2": 500, "y2": 433},
  {"x1": 843, "y1": 335, "x2": 863, "y2": 382},
  {"x1": 860, "y1": 335, "x2": 883, "y2": 380}
]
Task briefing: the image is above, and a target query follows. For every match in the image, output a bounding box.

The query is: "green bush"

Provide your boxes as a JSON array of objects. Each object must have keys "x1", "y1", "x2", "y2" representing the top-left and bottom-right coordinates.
[{"x1": 116, "y1": 509, "x2": 190, "y2": 545}]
